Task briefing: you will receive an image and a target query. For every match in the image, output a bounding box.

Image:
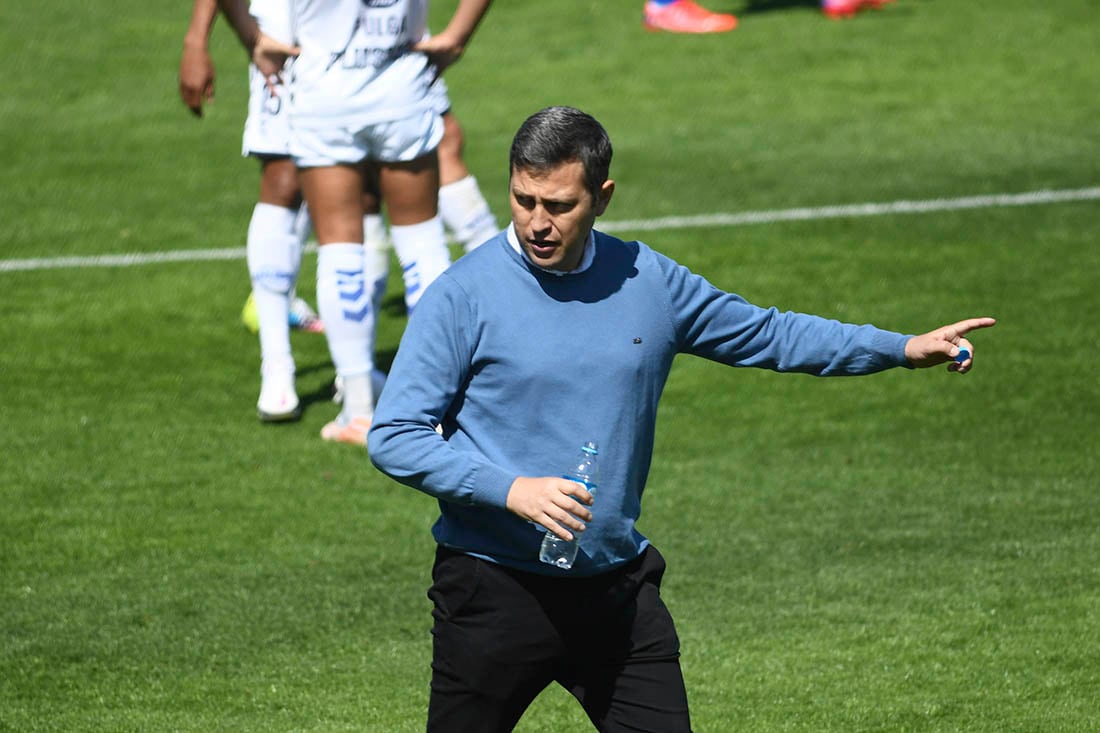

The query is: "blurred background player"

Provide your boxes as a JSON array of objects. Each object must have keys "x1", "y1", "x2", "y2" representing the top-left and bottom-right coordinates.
[
  {"x1": 349, "y1": 97, "x2": 499, "y2": 410},
  {"x1": 180, "y1": 0, "x2": 316, "y2": 423},
  {"x1": 362, "y1": 70, "x2": 500, "y2": 327},
  {"x1": 180, "y1": 0, "x2": 496, "y2": 426},
  {"x1": 216, "y1": 0, "x2": 493, "y2": 446},
  {"x1": 643, "y1": 0, "x2": 737, "y2": 33}
]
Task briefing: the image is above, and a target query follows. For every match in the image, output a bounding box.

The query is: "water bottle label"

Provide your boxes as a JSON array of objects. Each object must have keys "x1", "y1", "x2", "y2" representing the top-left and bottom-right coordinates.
[{"x1": 562, "y1": 475, "x2": 597, "y2": 495}]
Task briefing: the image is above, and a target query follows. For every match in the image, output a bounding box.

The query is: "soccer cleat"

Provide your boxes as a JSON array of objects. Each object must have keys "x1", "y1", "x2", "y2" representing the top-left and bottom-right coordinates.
[
  {"x1": 256, "y1": 376, "x2": 301, "y2": 422},
  {"x1": 320, "y1": 415, "x2": 372, "y2": 446},
  {"x1": 822, "y1": 0, "x2": 893, "y2": 17},
  {"x1": 289, "y1": 296, "x2": 325, "y2": 333},
  {"x1": 241, "y1": 293, "x2": 260, "y2": 334},
  {"x1": 822, "y1": 0, "x2": 861, "y2": 17},
  {"x1": 240, "y1": 293, "x2": 325, "y2": 334},
  {"x1": 643, "y1": 0, "x2": 737, "y2": 33}
]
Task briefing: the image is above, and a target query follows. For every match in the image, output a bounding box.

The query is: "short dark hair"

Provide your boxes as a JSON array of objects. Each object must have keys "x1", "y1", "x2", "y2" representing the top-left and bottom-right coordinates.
[{"x1": 509, "y1": 106, "x2": 612, "y2": 199}]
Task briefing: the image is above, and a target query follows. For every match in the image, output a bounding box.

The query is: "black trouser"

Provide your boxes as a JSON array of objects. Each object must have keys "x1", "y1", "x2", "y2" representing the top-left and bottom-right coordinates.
[{"x1": 426, "y1": 544, "x2": 692, "y2": 732}]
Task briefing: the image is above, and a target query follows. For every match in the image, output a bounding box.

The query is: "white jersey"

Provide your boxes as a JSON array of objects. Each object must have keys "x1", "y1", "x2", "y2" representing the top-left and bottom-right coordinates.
[
  {"x1": 287, "y1": 0, "x2": 435, "y2": 128},
  {"x1": 250, "y1": 0, "x2": 294, "y2": 45}
]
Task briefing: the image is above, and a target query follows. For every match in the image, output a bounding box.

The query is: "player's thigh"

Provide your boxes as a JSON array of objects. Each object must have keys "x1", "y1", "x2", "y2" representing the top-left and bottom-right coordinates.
[
  {"x1": 377, "y1": 153, "x2": 440, "y2": 225},
  {"x1": 298, "y1": 164, "x2": 365, "y2": 245},
  {"x1": 371, "y1": 111, "x2": 444, "y2": 225}
]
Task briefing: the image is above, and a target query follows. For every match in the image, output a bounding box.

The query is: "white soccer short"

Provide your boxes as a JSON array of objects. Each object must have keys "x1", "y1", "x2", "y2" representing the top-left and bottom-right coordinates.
[
  {"x1": 427, "y1": 77, "x2": 452, "y2": 117},
  {"x1": 241, "y1": 65, "x2": 292, "y2": 158},
  {"x1": 290, "y1": 109, "x2": 444, "y2": 168}
]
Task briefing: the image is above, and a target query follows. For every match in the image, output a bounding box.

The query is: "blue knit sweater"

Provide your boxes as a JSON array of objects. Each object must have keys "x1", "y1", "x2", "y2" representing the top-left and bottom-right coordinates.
[{"x1": 368, "y1": 228, "x2": 911, "y2": 576}]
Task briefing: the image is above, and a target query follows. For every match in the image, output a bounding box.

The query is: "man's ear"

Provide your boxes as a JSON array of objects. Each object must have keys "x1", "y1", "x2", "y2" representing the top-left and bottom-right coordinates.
[{"x1": 594, "y1": 179, "x2": 615, "y2": 216}]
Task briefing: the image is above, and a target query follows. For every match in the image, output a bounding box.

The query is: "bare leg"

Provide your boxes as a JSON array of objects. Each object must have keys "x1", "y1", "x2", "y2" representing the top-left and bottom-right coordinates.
[
  {"x1": 380, "y1": 152, "x2": 451, "y2": 312},
  {"x1": 303, "y1": 164, "x2": 377, "y2": 441},
  {"x1": 436, "y1": 113, "x2": 498, "y2": 252}
]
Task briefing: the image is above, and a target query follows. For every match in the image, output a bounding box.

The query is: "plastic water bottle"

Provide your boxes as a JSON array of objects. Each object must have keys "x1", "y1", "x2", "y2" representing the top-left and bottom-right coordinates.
[{"x1": 539, "y1": 441, "x2": 599, "y2": 570}]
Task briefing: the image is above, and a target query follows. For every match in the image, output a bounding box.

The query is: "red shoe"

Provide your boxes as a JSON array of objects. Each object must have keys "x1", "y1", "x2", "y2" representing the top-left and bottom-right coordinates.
[
  {"x1": 821, "y1": 0, "x2": 862, "y2": 18},
  {"x1": 644, "y1": 0, "x2": 737, "y2": 33},
  {"x1": 822, "y1": 0, "x2": 894, "y2": 17}
]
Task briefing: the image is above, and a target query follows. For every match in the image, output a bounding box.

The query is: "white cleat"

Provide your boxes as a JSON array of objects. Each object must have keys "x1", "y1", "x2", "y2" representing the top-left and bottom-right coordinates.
[{"x1": 257, "y1": 377, "x2": 301, "y2": 422}]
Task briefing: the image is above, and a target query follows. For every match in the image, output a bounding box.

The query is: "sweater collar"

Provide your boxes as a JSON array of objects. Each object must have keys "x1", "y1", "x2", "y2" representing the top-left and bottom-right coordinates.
[{"x1": 507, "y1": 224, "x2": 595, "y2": 276}]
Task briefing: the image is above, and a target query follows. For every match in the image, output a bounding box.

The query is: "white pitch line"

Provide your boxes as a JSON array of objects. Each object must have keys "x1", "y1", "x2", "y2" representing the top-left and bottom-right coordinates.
[
  {"x1": 599, "y1": 186, "x2": 1100, "y2": 233},
  {"x1": 0, "y1": 247, "x2": 249, "y2": 273},
  {"x1": 2, "y1": 186, "x2": 1098, "y2": 274}
]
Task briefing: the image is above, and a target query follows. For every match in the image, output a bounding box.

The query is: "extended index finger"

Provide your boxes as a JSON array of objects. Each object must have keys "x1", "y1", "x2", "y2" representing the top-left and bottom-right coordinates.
[{"x1": 948, "y1": 317, "x2": 997, "y2": 339}]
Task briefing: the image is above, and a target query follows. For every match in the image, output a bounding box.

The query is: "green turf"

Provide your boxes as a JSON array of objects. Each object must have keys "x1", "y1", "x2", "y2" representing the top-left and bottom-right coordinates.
[{"x1": 2, "y1": 0, "x2": 1098, "y2": 730}]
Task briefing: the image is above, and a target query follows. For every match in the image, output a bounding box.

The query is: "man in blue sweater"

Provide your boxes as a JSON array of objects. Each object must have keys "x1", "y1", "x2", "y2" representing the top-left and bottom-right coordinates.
[{"x1": 368, "y1": 106, "x2": 995, "y2": 731}]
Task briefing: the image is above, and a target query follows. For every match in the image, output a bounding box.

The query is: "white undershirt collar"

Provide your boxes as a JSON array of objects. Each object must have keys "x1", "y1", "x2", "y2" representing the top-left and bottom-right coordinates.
[{"x1": 508, "y1": 224, "x2": 595, "y2": 276}]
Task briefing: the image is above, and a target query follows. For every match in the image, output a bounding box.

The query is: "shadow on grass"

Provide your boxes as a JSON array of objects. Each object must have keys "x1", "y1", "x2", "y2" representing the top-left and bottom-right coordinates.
[
  {"x1": 739, "y1": 0, "x2": 916, "y2": 16},
  {"x1": 740, "y1": 0, "x2": 820, "y2": 14}
]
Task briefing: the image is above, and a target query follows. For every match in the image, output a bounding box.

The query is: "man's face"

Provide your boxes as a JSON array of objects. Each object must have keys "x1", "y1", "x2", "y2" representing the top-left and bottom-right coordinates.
[{"x1": 509, "y1": 160, "x2": 614, "y2": 273}]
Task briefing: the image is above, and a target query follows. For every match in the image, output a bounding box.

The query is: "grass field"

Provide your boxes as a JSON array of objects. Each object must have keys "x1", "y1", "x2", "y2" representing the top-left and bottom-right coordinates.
[{"x1": 2, "y1": 0, "x2": 1099, "y2": 730}]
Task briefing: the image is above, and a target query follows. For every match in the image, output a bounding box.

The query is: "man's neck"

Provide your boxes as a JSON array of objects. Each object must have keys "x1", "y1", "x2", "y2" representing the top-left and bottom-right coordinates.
[{"x1": 507, "y1": 225, "x2": 596, "y2": 275}]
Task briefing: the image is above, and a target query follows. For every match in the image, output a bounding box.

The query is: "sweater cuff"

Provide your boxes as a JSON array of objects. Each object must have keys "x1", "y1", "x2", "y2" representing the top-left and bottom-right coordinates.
[
  {"x1": 878, "y1": 330, "x2": 915, "y2": 369},
  {"x1": 469, "y1": 462, "x2": 520, "y2": 510}
]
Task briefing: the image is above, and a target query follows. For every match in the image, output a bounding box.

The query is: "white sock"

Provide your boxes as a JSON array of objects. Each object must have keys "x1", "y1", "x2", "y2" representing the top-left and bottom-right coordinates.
[
  {"x1": 316, "y1": 243, "x2": 374, "y2": 416},
  {"x1": 247, "y1": 203, "x2": 303, "y2": 378},
  {"x1": 289, "y1": 204, "x2": 309, "y2": 311},
  {"x1": 363, "y1": 214, "x2": 391, "y2": 335},
  {"x1": 439, "y1": 175, "x2": 498, "y2": 253},
  {"x1": 293, "y1": 204, "x2": 313, "y2": 244},
  {"x1": 390, "y1": 216, "x2": 450, "y2": 313},
  {"x1": 340, "y1": 372, "x2": 373, "y2": 420}
]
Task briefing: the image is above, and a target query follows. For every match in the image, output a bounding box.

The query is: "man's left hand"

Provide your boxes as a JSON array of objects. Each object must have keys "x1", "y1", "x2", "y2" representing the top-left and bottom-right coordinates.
[{"x1": 904, "y1": 317, "x2": 997, "y2": 373}]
